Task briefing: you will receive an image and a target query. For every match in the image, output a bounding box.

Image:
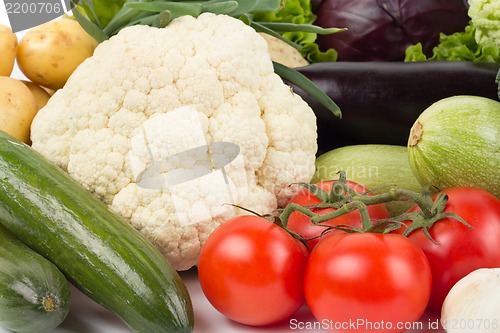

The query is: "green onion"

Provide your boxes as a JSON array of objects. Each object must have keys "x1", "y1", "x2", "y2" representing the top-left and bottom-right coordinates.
[{"x1": 273, "y1": 61, "x2": 341, "y2": 118}]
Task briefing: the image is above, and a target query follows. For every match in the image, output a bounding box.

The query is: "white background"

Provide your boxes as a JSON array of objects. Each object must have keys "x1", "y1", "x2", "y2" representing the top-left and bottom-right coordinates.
[{"x1": 1, "y1": 2, "x2": 444, "y2": 332}]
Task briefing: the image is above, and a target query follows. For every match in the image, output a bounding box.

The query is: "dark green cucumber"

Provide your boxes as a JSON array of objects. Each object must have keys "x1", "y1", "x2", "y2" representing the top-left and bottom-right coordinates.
[
  {"x1": 0, "y1": 224, "x2": 71, "y2": 333},
  {"x1": 0, "y1": 130, "x2": 194, "y2": 333}
]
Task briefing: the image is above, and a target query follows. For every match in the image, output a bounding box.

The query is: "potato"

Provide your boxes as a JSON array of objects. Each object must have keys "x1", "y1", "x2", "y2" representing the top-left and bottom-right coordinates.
[
  {"x1": 21, "y1": 80, "x2": 52, "y2": 110},
  {"x1": 17, "y1": 18, "x2": 98, "y2": 90},
  {"x1": 0, "y1": 24, "x2": 18, "y2": 76},
  {"x1": 0, "y1": 76, "x2": 39, "y2": 144}
]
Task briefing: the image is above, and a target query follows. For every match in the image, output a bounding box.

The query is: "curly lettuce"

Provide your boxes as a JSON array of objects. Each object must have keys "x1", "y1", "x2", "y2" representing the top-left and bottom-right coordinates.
[
  {"x1": 405, "y1": 22, "x2": 500, "y2": 62},
  {"x1": 405, "y1": 0, "x2": 500, "y2": 63}
]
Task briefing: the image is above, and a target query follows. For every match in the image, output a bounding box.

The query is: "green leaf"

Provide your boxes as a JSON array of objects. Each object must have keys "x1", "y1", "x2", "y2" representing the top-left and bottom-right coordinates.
[
  {"x1": 252, "y1": 0, "x2": 315, "y2": 24},
  {"x1": 72, "y1": 4, "x2": 110, "y2": 42},
  {"x1": 201, "y1": 0, "x2": 239, "y2": 14},
  {"x1": 300, "y1": 43, "x2": 337, "y2": 63},
  {"x1": 153, "y1": 11, "x2": 173, "y2": 27},
  {"x1": 75, "y1": 0, "x2": 125, "y2": 28},
  {"x1": 273, "y1": 61, "x2": 341, "y2": 118},
  {"x1": 404, "y1": 43, "x2": 429, "y2": 62},
  {"x1": 248, "y1": 19, "x2": 302, "y2": 50},
  {"x1": 257, "y1": 22, "x2": 346, "y2": 35},
  {"x1": 251, "y1": 0, "x2": 341, "y2": 64},
  {"x1": 127, "y1": 11, "x2": 172, "y2": 27},
  {"x1": 227, "y1": 0, "x2": 281, "y2": 17},
  {"x1": 405, "y1": 22, "x2": 500, "y2": 63},
  {"x1": 71, "y1": 0, "x2": 100, "y2": 26},
  {"x1": 124, "y1": 1, "x2": 203, "y2": 16}
]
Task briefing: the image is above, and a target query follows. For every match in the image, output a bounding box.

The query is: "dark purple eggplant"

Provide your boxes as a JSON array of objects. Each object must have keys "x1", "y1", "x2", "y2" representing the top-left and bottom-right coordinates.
[
  {"x1": 314, "y1": 0, "x2": 470, "y2": 61},
  {"x1": 310, "y1": 0, "x2": 323, "y2": 12},
  {"x1": 293, "y1": 61, "x2": 499, "y2": 154}
]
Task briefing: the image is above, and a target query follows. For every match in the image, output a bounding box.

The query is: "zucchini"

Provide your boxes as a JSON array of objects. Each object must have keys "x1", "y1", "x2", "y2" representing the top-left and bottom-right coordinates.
[
  {"x1": 0, "y1": 224, "x2": 70, "y2": 333},
  {"x1": 0, "y1": 130, "x2": 194, "y2": 333},
  {"x1": 312, "y1": 144, "x2": 423, "y2": 215},
  {"x1": 294, "y1": 61, "x2": 499, "y2": 154},
  {"x1": 408, "y1": 95, "x2": 500, "y2": 197}
]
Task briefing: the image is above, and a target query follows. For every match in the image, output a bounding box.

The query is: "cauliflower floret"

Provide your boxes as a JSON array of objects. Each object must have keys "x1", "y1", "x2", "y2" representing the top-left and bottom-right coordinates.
[{"x1": 30, "y1": 13, "x2": 317, "y2": 271}]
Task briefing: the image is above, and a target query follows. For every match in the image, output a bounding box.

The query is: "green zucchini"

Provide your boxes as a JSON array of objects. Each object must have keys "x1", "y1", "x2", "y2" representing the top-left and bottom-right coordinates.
[
  {"x1": 408, "y1": 95, "x2": 500, "y2": 197},
  {"x1": 0, "y1": 224, "x2": 70, "y2": 333},
  {"x1": 312, "y1": 144, "x2": 423, "y2": 215},
  {"x1": 0, "y1": 130, "x2": 194, "y2": 333}
]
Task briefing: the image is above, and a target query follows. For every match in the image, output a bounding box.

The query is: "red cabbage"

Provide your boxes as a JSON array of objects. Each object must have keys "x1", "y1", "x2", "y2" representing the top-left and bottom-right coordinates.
[{"x1": 314, "y1": 0, "x2": 470, "y2": 61}]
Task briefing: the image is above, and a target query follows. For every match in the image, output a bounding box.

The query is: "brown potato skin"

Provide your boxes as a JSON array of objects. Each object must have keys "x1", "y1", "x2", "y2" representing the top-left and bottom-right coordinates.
[
  {"x1": 21, "y1": 80, "x2": 52, "y2": 110},
  {"x1": 0, "y1": 76, "x2": 39, "y2": 144},
  {"x1": 0, "y1": 25, "x2": 18, "y2": 77},
  {"x1": 17, "y1": 19, "x2": 98, "y2": 90}
]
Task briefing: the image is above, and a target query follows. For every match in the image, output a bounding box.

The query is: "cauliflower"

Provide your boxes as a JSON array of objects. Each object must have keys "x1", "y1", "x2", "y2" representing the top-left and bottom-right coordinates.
[
  {"x1": 468, "y1": 0, "x2": 500, "y2": 48},
  {"x1": 30, "y1": 13, "x2": 317, "y2": 271}
]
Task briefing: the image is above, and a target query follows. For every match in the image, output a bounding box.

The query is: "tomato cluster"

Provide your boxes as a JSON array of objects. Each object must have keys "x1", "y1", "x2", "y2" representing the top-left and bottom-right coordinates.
[
  {"x1": 397, "y1": 187, "x2": 500, "y2": 313},
  {"x1": 197, "y1": 181, "x2": 500, "y2": 333},
  {"x1": 286, "y1": 180, "x2": 390, "y2": 249}
]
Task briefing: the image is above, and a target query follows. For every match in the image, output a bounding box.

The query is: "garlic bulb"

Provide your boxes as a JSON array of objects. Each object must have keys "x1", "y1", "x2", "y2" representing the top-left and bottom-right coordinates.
[{"x1": 441, "y1": 268, "x2": 500, "y2": 333}]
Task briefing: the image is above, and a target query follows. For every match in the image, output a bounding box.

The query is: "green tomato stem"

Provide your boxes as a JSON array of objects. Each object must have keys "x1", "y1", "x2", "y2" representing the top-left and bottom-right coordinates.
[
  {"x1": 309, "y1": 200, "x2": 372, "y2": 230},
  {"x1": 279, "y1": 203, "x2": 314, "y2": 229}
]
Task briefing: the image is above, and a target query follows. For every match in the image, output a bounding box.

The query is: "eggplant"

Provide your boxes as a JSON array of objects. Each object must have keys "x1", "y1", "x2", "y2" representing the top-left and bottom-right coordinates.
[
  {"x1": 293, "y1": 61, "x2": 499, "y2": 155},
  {"x1": 310, "y1": 0, "x2": 324, "y2": 12}
]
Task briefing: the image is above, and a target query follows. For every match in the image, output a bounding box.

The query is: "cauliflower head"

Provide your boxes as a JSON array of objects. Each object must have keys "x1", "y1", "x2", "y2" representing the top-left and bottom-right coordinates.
[
  {"x1": 468, "y1": 0, "x2": 500, "y2": 48},
  {"x1": 30, "y1": 13, "x2": 317, "y2": 271}
]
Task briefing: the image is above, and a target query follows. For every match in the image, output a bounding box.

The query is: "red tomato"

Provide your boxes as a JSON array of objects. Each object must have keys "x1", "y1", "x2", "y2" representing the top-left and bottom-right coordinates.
[
  {"x1": 197, "y1": 215, "x2": 309, "y2": 326},
  {"x1": 304, "y1": 232, "x2": 432, "y2": 333},
  {"x1": 286, "y1": 180, "x2": 390, "y2": 249},
  {"x1": 401, "y1": 186, "x2": 500, "y2": 313}
]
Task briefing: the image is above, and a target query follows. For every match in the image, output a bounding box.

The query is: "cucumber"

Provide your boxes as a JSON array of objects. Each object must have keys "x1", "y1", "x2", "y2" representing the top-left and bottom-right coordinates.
[
  {"x1": 313, "y1": 144, "x2": 423, "y2": 215},
  {"x1": 408, "y1": 95, "x2": 500, "y2": 197},
  {"x1": 0, "y1": 130, "x2": 194, "y2": 333},
  {"x1": 0, "y1": 224, "x2": 70, "y2": 333}
]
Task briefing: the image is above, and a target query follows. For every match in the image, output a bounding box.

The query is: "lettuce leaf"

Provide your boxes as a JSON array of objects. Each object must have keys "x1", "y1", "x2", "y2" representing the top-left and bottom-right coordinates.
[{"x1": 405, "y1": 22, "x2": 500, "y2": 63}]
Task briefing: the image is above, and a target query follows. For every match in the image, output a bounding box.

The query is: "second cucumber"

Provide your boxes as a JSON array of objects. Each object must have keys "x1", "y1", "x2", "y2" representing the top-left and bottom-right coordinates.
[
  {"x1": 0, "y1": 130, "x2": 194, "y2": 333},
  {"x1": 0, "y1": 224, "x2": 70, "y2": 333},
  {"x1": 313, "y1": 144, "x2": 423, "y2": 215}
]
